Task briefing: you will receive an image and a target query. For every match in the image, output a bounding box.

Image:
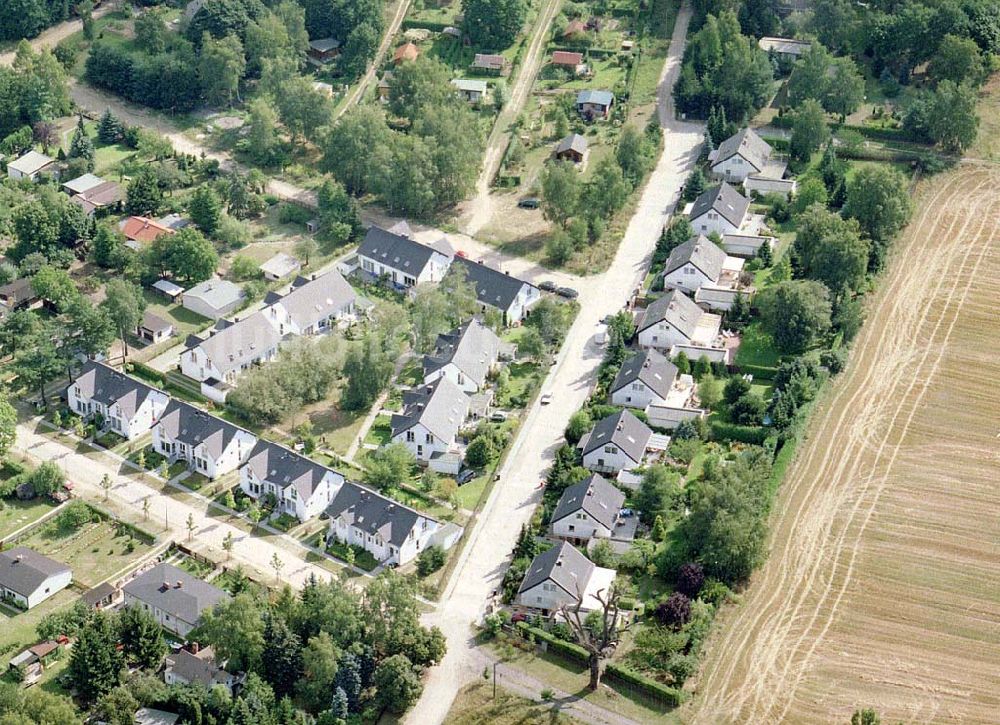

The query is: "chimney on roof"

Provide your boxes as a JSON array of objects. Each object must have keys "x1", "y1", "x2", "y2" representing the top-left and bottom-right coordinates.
[
  {"x1": 175, "y1": 580, "x2": 183, "y2": 589},
  {"x1": 14, "y1": 554, "x2": 23, "y2": 563},
  {"x1": 161, "y1": 581, "x2": 170, "y2": 591},
  {"x1": 190, "y1": 641, "x2": 200, "y2": 655}
]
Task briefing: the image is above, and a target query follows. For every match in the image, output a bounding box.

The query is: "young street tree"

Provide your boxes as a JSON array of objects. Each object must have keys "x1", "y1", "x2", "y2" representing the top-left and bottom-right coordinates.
[{"x1": 560, "y1": 585, "x2": 631, "y2": 690}]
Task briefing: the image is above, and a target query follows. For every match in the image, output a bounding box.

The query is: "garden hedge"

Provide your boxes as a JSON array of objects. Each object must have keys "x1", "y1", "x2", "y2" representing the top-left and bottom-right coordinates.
[
  {"x1": 604, "y1": 663, "x2": 685, "y2": 706},
  {"x1": 515, "y1": 622, "x2": 590, "y2": 665},
  {"x1": 126, "y1": 362, "x2": 166, "y2": 386},
  {"x1": 710, "y1": 421, "x2": 770, "y2": 445}
]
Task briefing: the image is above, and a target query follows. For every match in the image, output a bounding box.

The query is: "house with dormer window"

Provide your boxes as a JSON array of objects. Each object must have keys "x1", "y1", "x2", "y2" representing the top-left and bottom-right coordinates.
[
  {"x1": 152, "y1": 401, "x2": 256, "y2": 479},
  {"x1": 67, "y1": 362, "x2": 170, "y2": 440},
  {"x1": 687, "y1": 182, "x2": 751, "y2": 236},
  {"x1": 422, "y1": 318, "x2": 503, "y2": 393},
  {"x1": 550, "y1": 474, "x2": 627, "y2": 545},
  {"x1": 515, "y1": 541, "x2": 616, "y2": 616},
  {"x1": 262, "y1": 270, "x2": 359, "y2": 336},
  {"x1": 179, "y1": 313, "x2": 283, "y2": 389},
  {"x1": 239, "y1": 440, "x2": 344, "y2": 521},
  {"x1": 578, "y1": 409, "x2": 655, "y2": 474},
  {"x1": 390, "y1": 376, "x2": 470, "y2": 472},
  {"x1": 356, "y1": 226, "x2": 453, "y2": 288}
]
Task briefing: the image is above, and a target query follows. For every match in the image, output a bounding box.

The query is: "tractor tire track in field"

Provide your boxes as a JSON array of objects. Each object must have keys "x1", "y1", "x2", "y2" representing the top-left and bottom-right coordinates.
[{"x1": 685, "y1": 165, "x2": 1000, "y2": 724}]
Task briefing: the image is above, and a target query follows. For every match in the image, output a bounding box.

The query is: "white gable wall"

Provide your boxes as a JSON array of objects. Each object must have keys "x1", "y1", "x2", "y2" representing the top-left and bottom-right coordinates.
[
  {"x1": 637, "y1": 321, "x2": 692, "y2": 353},
  {"x1": 662, "y1": 263, "x2": 715, "y2": 294},
  {"x1": 690, "y1": 210, "x2": 740, "y2": 237},
  {"x1": 392, "y1": 422, "x2": 450, "y2": 462},
  {"x1": 610, "y1": 380, "x2": 665, "y2": 409},
  {"x1": 552, "y1": 511, "x2": 613, "y2": 543},
  {"x1": 711, "y1": 153, "x2": 760, "y2": 182}
]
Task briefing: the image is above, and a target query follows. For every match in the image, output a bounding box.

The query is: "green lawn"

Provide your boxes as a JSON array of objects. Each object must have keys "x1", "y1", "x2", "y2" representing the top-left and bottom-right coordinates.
[
  {"x1": 735, "y1": 322, "x2": 782, "y2": 370},
  {"x1": 141, "y1": 290, "x2": 212, "y2": 338},
  {"x1": 0, "y1": 589, "x2": 77, "y2": 668},
  {"x1": 0, "y1": 498, "x2": 58, "y2": 539},
  {"x1": 364, "y1": 415, "x2": 393, "y2": 447},
  {"x1": 495, "y1": 361, "x2": 542, "y2": 408},
  {"x1": 405, "y1": 0, "x2": 461, "y2": 25},
  {"x1": 447, "y1": 681, "x2": 580, "y2": 725},
  {"x1": 453, "y1": 473, "x2": 489, "y2": 510}
]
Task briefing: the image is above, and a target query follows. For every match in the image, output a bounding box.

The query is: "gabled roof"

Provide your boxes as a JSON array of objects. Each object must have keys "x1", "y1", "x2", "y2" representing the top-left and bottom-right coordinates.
[
  {"x1": 637, "y1": 289, "x2": 705, "y2": 338},
  {"x1": 0, "y1": 277, "x2": 38, "y2": 305},
  {"x1": 270, "y1": 271, "x2": 356, "y2": 329},
  {"x1": 563, "y1": 19, "x2": 588, "y2": 36},
  {"x1": 550, "y1": 474, "x2": 625, "y2": 531},
  {"x1": 472, "y1": 53, "x2": 506, "y2": 69},
  {"x1": 556, "y1": 133, "x2": 588, "y2": 156},
  {"x1": 357, "y1": 226, "x2": 448, "y2": 277},
  {"x1": 0, "y1": 548, "x2": 70, "y2": 598},
  {"x1": 394, "y1": 42, "x2": 419, "y2": 63},
  {"x1": 451, "y1": 78, "x2": 488, "y2": 94},
  {"x1": 243, "y1": 440, "x2": 341, "y2": 501},
  {"x1": 423, "y1": 318, "x2": 501, "y2": 388},
  {"x1": 190, "y1": 312, "x2": 281, "y2": 375},
  {"x1": 391, "y1": 376, "x2": 470, "y2": 443},
  {"x1": 581, "y1": 409, "x2": 652, "y2": 464},
  {"x1": 552, "y1": 50, "x2": 583, "y2": 66},
  {"x1": 69, "y1": 360, "x2": 164, "y2": 418},
  {"x1": 326, "y1": 482, "x2": 435, "y2": 547},
  {"x1": 157, "y1": 400, "x2": 251, "y2": 458},
  {"x1": 8, "y1": 151, "x2": 54, "y2": 176},
  {"x1": 74, "y1": 180, "x2": 123, "y2": 209},
  {"x1": 184, "y1": 279, "x2": 244, "y2": 311},
  {"x1": 576, "y1": 89, "x2": 614, "y2": 107},
  {"x1": 712, "y1": 128, "x2": 772, "y2": 172},
  {"x1": 164, "y1": 646, "x2": 233, "y2": 688},
  {"x1": 309, "y1": 37, "x2": 341, "y2": 52},
  {"x1": 62, "y1": 173, "x2": 104, "y2": 195},
  {"x1": 689, "y1": 183, "x2": 750, "y2": 227},
  {"x1": 121, "y1": 216, "x2": 174, "y2": 244},
  {"x1": 452, "y1": 256, "x2": 536, "y2": 314},
  {"x1": 664, "y1": 235, "x2": 727, "y2": 281},
  {"x1": 518, "y1": 541, "x2": 594, "y2": 597},
  {"x1": 123, "y1": 563, "x2": 228, "y2": 624},
  {"x1": 610, "y1": 348, "x2": 678, "y2": 400},
  {"x1": 260, "y1": 252, "x2": 300, "y2": 279}
]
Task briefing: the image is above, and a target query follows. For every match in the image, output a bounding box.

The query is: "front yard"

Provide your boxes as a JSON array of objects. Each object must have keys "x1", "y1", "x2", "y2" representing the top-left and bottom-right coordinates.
[
  {"x1": 0, "y1": 498, "x2": 58, "y2": 539},
  {"x1": 0, "y1": 589, "x2": 77, "y2": 668}
]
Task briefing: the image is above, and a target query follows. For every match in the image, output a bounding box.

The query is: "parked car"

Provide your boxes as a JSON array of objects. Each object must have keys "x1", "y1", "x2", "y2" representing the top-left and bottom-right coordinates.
[
  {"x1": 540, "y1": 392, "x2": 553, "y2": 405},
  {"x1": 556, "y1": 287, "x2": 578, "y2": 299},
  {"x1": 518, "y1": 197, "x2": 540, "y2": 209},
  {"x1": 490, "y1": 410, "x2": 509, "y2": 422},
  {"x1": 538, "y1": 280, "x2": 557, "y2": 292},
  {"x1": 456, "y1": 468, "x2": 476, "y2": 485}
]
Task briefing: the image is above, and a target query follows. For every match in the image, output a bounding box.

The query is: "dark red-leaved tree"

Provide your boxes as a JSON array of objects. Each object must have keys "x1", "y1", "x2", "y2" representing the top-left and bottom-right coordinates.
[
  {"x1": 676, "y1": 562, "x2": 705, "y2": 597},
  {"x1": 656, "y1": 592, "x2": 691, "y2": 629}
]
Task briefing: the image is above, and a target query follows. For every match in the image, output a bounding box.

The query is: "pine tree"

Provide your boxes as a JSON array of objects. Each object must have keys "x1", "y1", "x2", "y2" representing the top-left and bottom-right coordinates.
[
  {"x1": 652, "y1": 514, "x2": 667, "y2": 541},
  {"x1": 673, "y1": 351, "x2": 690, "y2": 375},
  {"x1": 330, "y1": 687, "x2": 349, "y2": 719},
  {"x1": 69, "y1": 115, "x2": 96, "y2": 171},
  {"x1": 333, "y1": 652, "x2": 362, "y2": 712},
  {"x1": 757, "y1": 239, "x2": 773, "y2": 266},
  {"x1": 68, "y1": 610, "x2": 124, "y2": 702},
  {"x1": 118, "y1": 604, "x2": 166, "y2": 669},
  {"x1": 261, "y1": 615, "x2": 303, "y2": 699},
  {"x1": 513, "y1": 524, "x2": 538, "y2": 560},
  {"x1": 97, "y1": 108, "x2": 123, "y2": 144}
]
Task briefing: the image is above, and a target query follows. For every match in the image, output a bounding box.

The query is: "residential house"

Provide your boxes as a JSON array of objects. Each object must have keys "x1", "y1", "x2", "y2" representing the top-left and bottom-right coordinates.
[
  {"x1": 472, "y1": 53, "x2": 507, "y2": 75},
  {"x1": 661, "y1": 236, "x2": 747, "y2": 310},
  {"x1": 451, "y1": 78, "x2": 488, "y2": 104},
  {"x1": 7, "y1": 151, "x2": 56, "y2": 182},
  {"x1": 636, "y1": 289, "x2": 731, "y2": 363},
  {"x1": 123, "y1": 563, "x2": 229, "y2": 637},
  {"x1": 609, "y1": 348, "x2": 678, "y2": 409},
  {"x1": 356, "y1": 225, "x2": 453, "y2": 288},
  {"x1": 263, "y1": 270, "x2": 358, "y2": 336},
  {"x1": 551, "y1": 50, "x2": 586, "y2": 76},
  {"x1": 390, "y1": 376, "x2": 470, "y2": 473},
  {"x1": 138, "y1": 310, "x2": 174, "y2": 345},
  {"x1": 709, "y1": 127, "x2": 773, "y2": 182},
  {"x1": 687, "y1": 182, "x2": 751, "y2": 236},
  {"x1": 326, "y1": 482, "x2": 448, "y2": 566},
  {"x1": 0, "y1": 548, "x2": 72, "y2": 609},
  {"x1": 645, "y1": 372, "x2": 706, "y2": 430},
  {"x1": 453, "y1": 256, "x2": 540, "y2": 324},
  {"x1": 515, "y1": 541, "x2": 616, "y2": 616},
  {"x1": 423, "y1": 318, "x2": 502, "y2": 394},
  {"x1": 121, "y1": 216, "x2": 174, "y2": 249},
  {"x1": 550, "y1": 474, "x2": 626, "y2": 545},
  {"x1": 81, "y1": 582, "x2": 122, "y2": 610},
  {"x1": 164, "y1": 643, "x2": 241, "y2": 694},
  {"x1": 70, "y1": 180, "x2": 124, "y2": 216},
  {"x1": 554, "y1": 133, "x2": 588, "y2": 164},
  {"x1": 0, "y1": 278, "x2": 40, "y2": 311},
  {"x1": 182, "y1": 279, "x2": 245, "y2": 320},
  {"x1": 307, "y1": 37, "x2": 341, "y2": 64},
  {"x1": 61, "y1": 173, "x2": 104, "y2": 195},
  {"x1": 239, "y1": 440, "x2": 345, "y2": 522},
  {"x1": 576, "y1": 90, "x2": 614, "y2": 120},
  {"x1": 758, "y1": 36, "x2": 811, "y2": 59},
  {"x1": 67, "y1": 361, "x2": 170, "y2": 440},
  {"x1": 393, "y1": 42, "x2": 419, "y2": 65},
  {"x1": 260, "y1": 252, "x2": 301, "y2": 282},
  {"x1": 153, "y1": 401, "x2": 257, "y2": 479},
  {"x1": 579, "y1": 409, "x2": 654, "y2": 474},
  {"x1": 179, "y1": 313, "x2": 282, "y2": 391}
]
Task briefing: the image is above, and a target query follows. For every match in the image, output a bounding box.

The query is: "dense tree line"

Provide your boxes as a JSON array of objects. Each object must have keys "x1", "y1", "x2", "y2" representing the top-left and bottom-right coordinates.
[
  {"x1": 0, "y1": 0, "x2": 72, "y2": 42},
  {"x1": 0, "y1": 43, "x2": 72, "y2": 140},
  {"x1": 298, "y1": 0, "x2": 385, "y2": 77}
]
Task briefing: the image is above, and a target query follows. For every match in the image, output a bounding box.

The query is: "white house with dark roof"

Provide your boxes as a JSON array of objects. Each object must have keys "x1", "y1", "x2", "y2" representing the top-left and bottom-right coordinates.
[
  {"x1": 635, "y1": 289, "x2": 733, "y2": 363},
  {"x1": 0, "y1": 548, "x2": 72, "y2": 610},
  {"x1": 390, "y1": 377, "x2": 470, "y2": 473},
  {"x1": 516, "y1": 541, "x2": 616, "y2": 616},
  {"x1": 661, "y1": 236, "x2": 746, "y2": 311},
  {"x1": 123, "y1": 563, "x2": 229, "y2": 637},
  {"x1": 579, "y1": 409, "x2": 654, "y2": 474},
  {"x1": 164, "y1": 644, "x2": 241, "y2": 694},
  {"x1": 182, "y1": 280, "x2": 245, "y2": 320},
  {"x1": 239, "y1": 440, "x2": 344, "y2": 521},
  {"x1": 687, "y1": 183, "x2": 751, "y2": 236},
  {"x1": 422, "y1": 318, "x2": 502, "y2": 393},
  {"x1": 452, "y1": 256, "x2": 540, "y2": 325},
  {"x1": 609, "y1": 349, "x2": 678, "y2": 409},
  {"x1": 179, "y1": 313, "x2": 283, "y2": 388},
  {"x1": 357, "y1": 226, "x2": 453, "y2": 288},
  {"x1": 709, "y1": 128, "x2": 773, "y2": 182},
  {"x1": 7, "y1": 151, "x2": 56, "y2": 182},
  {"x1": 153, "y1": 401, "x2": 256, "y2": 479},
  {"x1": 550, "y1": 474, "x2": 626, "y2": 545},
  {"x1": 67, "y1": 361, "x2": 170, "y2": 440},
  {"x1": 263, "y1": 270, "x2": 358, "y2": 336},
  {"x1": 325, "y1": 482, "x2": 447, "y2": 566}
]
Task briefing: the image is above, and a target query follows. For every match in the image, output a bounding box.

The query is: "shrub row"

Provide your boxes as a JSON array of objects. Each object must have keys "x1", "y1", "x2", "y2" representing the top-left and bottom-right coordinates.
[
  {"x1": 603, "y1": 662, "x2": 685, "y2": 707},
  {"x1": 515, "y1": 622, "x2": 590, "y2": 665},
  {"x1": 733, "y1": 363, "x2": 778, "y2": 380},
  {"x1": 710, "y1": 421, "x2": 770, "y2": 445},
  {"x1": 126, "y1": 362, "x2": 167, "y2": 386},
  {"x1": 401, "y1": 20, "x2": 452, "y2": 32}
]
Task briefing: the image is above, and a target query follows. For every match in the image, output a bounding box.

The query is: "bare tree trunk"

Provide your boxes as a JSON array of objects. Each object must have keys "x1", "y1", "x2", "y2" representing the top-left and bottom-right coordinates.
[{"x1": 588, "y1": 653, "x2": 601, "y2": 691}]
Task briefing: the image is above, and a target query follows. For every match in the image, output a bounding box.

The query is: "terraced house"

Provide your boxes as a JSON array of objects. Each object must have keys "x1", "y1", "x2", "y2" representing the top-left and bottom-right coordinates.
[
  {"x1": 153, "y1": 401, "x2": 256, "y2": 479},
  {"x1": 239, "y1": 440, "x2": 345, "y2": 522},
  {"x1": 422, "y1": 318, "x2": 503, "y2": 394},
  {"x1": 179, "y1": 313, "x2": 283, "y2": 395},
  {"x1": 67, "y1": 361, "x2": 170, "y2": 440},
  {"x1": 390, "y1": 376, "x2": 470, "y2": 474},
  {"x1": 356, "y1": 226, "x2": 453, "y2": 288},
  {"x1": 263, "y1": 270, "x2": 359, "y2": 336}
]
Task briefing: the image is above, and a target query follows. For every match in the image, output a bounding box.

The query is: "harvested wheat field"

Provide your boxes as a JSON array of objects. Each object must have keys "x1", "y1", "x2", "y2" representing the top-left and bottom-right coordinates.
[{"x1": 683, "y1": 163, "x2": 1000, "y2": 724}]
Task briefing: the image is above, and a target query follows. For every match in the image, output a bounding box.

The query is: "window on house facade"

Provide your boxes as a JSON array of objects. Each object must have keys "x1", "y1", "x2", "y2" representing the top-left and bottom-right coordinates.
[
  {"x1": 425, "y1": 433, "x2": 433, "y2": 443},
  {"x1": 406, "y1": 431, "x2": 415, "y2": 442}
]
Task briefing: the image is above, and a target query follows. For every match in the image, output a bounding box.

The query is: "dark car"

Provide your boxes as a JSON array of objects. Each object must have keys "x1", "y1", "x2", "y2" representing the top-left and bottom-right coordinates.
[
  {"x1": 556, "y1": 286, "x2": 579, "y2": 299},
  {"x1": 518, "y1": 197, "x2": 540, "y2": 209},
  {"x1": 456, "y1": 468, "x2": 477, "y2": 485},
  {"x1": 538, "y1": 280, "x2": 557, "y2": 292}
]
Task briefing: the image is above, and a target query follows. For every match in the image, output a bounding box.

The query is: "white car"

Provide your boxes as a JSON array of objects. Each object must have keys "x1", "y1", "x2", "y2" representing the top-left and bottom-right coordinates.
[{"x1": 540, "y1": 392, "x2": 553, "y2": 405}]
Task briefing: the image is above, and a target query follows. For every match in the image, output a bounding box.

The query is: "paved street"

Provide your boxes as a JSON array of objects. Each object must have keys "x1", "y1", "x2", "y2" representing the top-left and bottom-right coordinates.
[{"x1": 403, "y1": 4, "x2": 704, "y2": 723}]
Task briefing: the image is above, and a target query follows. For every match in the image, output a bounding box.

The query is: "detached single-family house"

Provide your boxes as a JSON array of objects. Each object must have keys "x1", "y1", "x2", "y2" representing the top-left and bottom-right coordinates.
[
  {"x1": 0, "y1": 548, "x2": 72, "y2": 610},
  {"x1": 576, "y1": 90, "x2": 614, "y2": 120},
  {"x1": 260, "y1": 252, "x2": 301, "y2": 282},
  {"x1": 453, "y1": 256, "x2": 540, "y2": 324},
  {"x1": 7, "y1": 151, "x2": 56, "y2": 182},
  {"x1": 357, "y1": 226, "x2": 453, "y2": 288},
  {"x1": 609, "y1": 349, "x2": 678, "y2": 409},
  {"x1": 138, "y1": 310, "x2": 174, "y2": 345},
  {"x1": 393, "y1": 42, "x2": 419, "y2": 65},
  {"x1": 121, "y1": 216, "x2": 174, "y2": 249},
  {"x1": 62, "y1": 173, "x2": 104, "y2": 196},
  {"x1": 123, "y1": 563, "x2": 229, "y2": 637},
  {"x1": 164, "y1": 643, "x2": 241, "y2": 695},
  {"x1": 307, "y1": 37, "x2": 341, "y2": 64},
  {"x1": 182, "y1": 279, "x2": 244, "y2": 320},
  {"x1": 709, "y1": 128, "x2": 773, "y2": 183},
  {"x1": 662, "y1": 236, "x2": 747, "y2": 310},
  {"x1": 326, "y1": 482, "x2": 446, "y2": 566},
  {"x1": 579, "y1": 409, "x2": 654, "y2": 474},
  {"x1": 636, "y1": 289, "x2": 731, "y2": 363},
  {"x1": 67, "y1": 361, "x2": 170, "y2": 440},
  {"x1": 390, "y1": 376, "x2": 470, "y2": 473},
  {"x1": 550, "y1": 474, "x2": 626, "y2": 545},
  {"x1": 472, "y1": 53, "x2": 507, "y2": 75},
  {"x1": 688, "y1": 183, "x2": 751, "y2": 236},
  {"x1": 423, "y1": 318, "x2": 502, "y2": 393},
  {"x1": 758, "y1": 36, "x2": 811, "y2": 59},
  {"x1": 554, "y1": 133, "x2": 588, "y2": 164},
  {"x1": 180, "y1": 313, "x2": 282, "y2": 388},
  {"x1": 451, "y1": 78, "x2": 488, "y2": 104},
  {"x1": 0, "y1": 278, "x2": 40, "y2": 311},
  {"x1": 516, "y1": 541, "x2": 616, "y2": 617},
  {"x1": 551, "y1": 50, "x2": 587, "y2": 76},
  {"x1": 239, "y1": 441, "x2": 345, "y2": 522},
  {"x1": 263, "y1": 270, "x2": 358, "y2": 336},
  {"x1": 153, "y1": 401, "x2": 257, "y2": 479},
  {"x1": 70, "y1": 180, "x2": 124, "y2": 216}
]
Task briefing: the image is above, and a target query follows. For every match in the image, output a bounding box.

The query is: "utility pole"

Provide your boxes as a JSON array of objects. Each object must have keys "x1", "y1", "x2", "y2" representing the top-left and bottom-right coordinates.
[{"x1": 493, "y1": 661, "x2": 499, "y2": 699}]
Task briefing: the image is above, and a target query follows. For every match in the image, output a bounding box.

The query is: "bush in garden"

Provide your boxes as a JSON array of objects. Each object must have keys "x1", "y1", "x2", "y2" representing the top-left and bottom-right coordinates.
[{"x1": 656, "y1": 592, "x2": 692, "y2": 629}]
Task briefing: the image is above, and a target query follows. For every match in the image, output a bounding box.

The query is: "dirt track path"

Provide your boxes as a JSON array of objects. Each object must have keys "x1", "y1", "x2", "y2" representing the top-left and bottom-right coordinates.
[
  {"x1": 685, "y1": 165, "x2": 1000, "y2": 724},
  {"x1": 0, "y1": 4, "x2": 114, "y2": 66}
]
